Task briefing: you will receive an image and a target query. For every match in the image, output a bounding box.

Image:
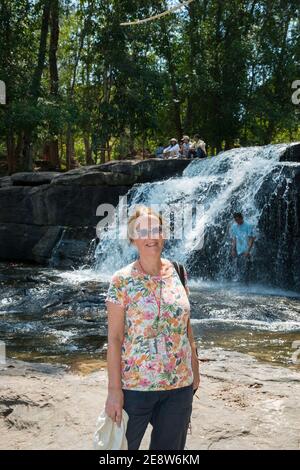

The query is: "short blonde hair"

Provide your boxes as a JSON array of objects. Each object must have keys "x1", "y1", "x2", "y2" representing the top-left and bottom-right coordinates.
[{"x1": 127, "y1": 205, "x2": 165, "y2": 244}]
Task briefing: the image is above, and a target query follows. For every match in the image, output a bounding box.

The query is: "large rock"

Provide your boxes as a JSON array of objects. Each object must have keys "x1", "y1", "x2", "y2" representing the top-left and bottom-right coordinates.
[
  {"x1": 0, "y1": 158, "x2": 191, "y2": 266},
  {"x1": 280, "y1": 142, "x2": 300, "y2": 162},
  {"x1": 107, "y1": 158, "x2": 190, "y2": 181},
  {"x1": 0, "y1": 185, "x2": 129, "y2": 265},
  {"x1": 31, "y1": 226, "x2": 65, "y2": 264},
  {"x1": 11, "y1": 172, "x2": 61, "y2": 186},
  {"x1": 51, "y1": 170, "x2": 137, "y2": 186},
  {"x1": 255, "y1": 163, "x2": 300, "y2": 290},
  {"x1": 50, "y1": 158, "x2": 190, "y2": 185},
  {"x1": 0, "y1": 223, "x2": 61, "y2": 262},
  {"x1": 0, "y1": 185, "x2": 130, "y2": 226},
  {"x1": 47, "y1": 226, "x2": 97, "y2": 268},
  {"x1": 0, "y1": 176, "x2": 12, "y2": 188}
]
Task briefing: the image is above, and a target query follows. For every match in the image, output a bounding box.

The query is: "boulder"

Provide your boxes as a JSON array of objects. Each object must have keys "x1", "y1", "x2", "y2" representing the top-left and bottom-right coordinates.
[
  {"x1": 0, "y1": 176, "x2": 12, "y2": 188},
  {"x1": 11, "y1": 172, "x2": 61, "y2": 186},
  {"x1": 48, "y1": 226, "x2": 97, "y2": 268},
  {"x1": 0, "y1": 184, "x2": 129, "y2": 264},
  {"x1": 0, "y1": 158, "x2": 191, "y2": 267},
  {"x1": 0, "y1": 223, "x2": 54, "y2": 262},
  {"x1": 50, "y1": 158, "x2": 190, "y2": 185},
  {"x1": 280, "y1": 142, "x2": 300, "y2": 162},
  {"x1": 108, "y1": 158, "x2": 190, "y2": 181},
  {"x1": 50, "y1": 170, "x2": 137, "y2": 186},
  {"x1": 255, "y1": 163, "x2": 300, "y2": 290},
  {"x1": 31, "y1": 226, "x2": 64, "y2": 264}
]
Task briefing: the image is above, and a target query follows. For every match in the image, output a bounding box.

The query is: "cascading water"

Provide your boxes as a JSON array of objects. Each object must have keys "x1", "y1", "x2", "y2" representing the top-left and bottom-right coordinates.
[
  {"x1": 94, "y1": 143, "x2": 299, "y2": 289},
  {"x1": 1, "y1": 143, "x2": 299, "y2": 366}
]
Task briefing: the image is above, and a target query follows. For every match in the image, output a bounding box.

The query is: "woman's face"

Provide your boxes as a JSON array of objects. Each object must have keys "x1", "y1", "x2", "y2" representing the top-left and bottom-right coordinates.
[{"x1": 131, "y1": 215, "x2": 165, "y2": 256}]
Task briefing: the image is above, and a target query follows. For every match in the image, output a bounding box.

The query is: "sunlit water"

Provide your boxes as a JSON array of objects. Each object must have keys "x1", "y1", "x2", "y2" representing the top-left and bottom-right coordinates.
[
  {"x1": 93, "y1": 144, "x2": 298, "y2": 288},
  {"x1": 0, "y1": 263, "x2": 299, "y2": 370},
  {"x1": 1, "y1": 144, "x2": 300, "y2": 370}
]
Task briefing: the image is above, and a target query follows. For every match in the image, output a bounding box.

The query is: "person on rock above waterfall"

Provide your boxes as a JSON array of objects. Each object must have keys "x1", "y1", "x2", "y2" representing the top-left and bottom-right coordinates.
[
  {"x1": 180, "y1": 135, "x2": 190, "y2": 158},
  {"x1": 229, "y1": 212, "x2": 256, "y2": 284},
  {"x1": 163, "y1": 138, "x2": 180, "y2": 159},
  {"x1": 188, "y1": 135, "x2": 207, "y2": 159}
]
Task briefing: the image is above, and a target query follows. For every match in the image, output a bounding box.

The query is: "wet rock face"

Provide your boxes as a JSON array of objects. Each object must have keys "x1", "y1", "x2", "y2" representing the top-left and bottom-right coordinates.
[
  {"x1": 0, "y1": 223, "x2": 62, "y2": 263},
  {"x1": 10, "y1": 172, "x2": 61, "y2": 186},
  {"x1": 0, "y1": 158, "x2": 190, "y2": 266},
  {"x1": 50, "y1": 158, "x2": 190, "y2": 185},
  {"x1": 279, "y1": 142, "x2": 300, "y2": 162},
  {"x1": 0, "y1": 185, "x2": 129, "y2": 266},
  {"x1": 255, "y1": 164, "x2": 300, "y2": 290},
  {"x1": 182, "y1": 144, "x2": 300, "y2": 292}
]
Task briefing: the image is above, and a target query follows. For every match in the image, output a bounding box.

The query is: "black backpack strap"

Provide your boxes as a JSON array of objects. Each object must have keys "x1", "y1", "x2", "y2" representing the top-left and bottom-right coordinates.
[
  {"x1": 172, "y1": 259, "x2": 198, "y2": 396},
  {"x1": 172, "y1": 260, "x2": 186, "y2": 288}
]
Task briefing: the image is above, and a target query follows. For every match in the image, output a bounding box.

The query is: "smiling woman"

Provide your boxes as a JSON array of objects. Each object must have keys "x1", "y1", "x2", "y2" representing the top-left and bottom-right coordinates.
[
  {"x1": 104, "y1": 204, "x2": 200, "y2": 450},
  {"x1": 127, "y1": 205, "x2": 166, "y2": 252}
]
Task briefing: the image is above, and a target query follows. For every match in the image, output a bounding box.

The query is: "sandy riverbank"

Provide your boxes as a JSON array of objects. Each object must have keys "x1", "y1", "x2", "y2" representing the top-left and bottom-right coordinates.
[{"x1": 0, "y1": 349, "x2": 299, "y2": 450}]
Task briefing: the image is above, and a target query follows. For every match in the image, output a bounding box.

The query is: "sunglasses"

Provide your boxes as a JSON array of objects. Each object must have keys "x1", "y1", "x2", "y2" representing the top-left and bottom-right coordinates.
[{"x1": 135, "y1": 226, "x2": 163, "y2": 238}]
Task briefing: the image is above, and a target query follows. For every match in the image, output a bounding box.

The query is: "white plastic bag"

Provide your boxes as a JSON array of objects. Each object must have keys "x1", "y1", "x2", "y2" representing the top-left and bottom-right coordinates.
[{"x1": 93, "y1": 409, "x2": 129, "y2": 450}]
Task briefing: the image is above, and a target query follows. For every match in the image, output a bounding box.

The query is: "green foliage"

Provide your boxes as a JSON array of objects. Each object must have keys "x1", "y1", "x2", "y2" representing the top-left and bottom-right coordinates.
[{"x1": 0, "y1": 0, "x2": 299, "y2": 171}]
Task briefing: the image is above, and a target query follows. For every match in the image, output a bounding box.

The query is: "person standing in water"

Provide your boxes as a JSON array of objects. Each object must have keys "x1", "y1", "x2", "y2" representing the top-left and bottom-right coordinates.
[{"x1": 230, "y1": 212, "x2": 256, "y2": 283}]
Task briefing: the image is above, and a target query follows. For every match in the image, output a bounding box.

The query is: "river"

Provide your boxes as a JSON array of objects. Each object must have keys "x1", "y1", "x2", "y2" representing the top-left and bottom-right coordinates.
[{"x1": 1, "y1": 263, "x2": 299, "y2": 370}]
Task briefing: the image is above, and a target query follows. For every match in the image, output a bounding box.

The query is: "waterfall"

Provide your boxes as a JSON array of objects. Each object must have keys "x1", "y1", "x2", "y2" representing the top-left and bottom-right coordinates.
[{"x1": 94, "y1": 143, "x2": 300, "y2": 289}]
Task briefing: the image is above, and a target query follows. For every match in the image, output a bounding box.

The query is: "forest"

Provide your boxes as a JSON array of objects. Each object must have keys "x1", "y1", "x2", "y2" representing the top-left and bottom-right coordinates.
[{"x1": 0, "y1": 0, "x2": 299, "y2": 173}]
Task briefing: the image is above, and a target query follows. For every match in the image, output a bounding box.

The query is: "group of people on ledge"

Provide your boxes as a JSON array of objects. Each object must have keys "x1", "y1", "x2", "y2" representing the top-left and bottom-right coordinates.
[{"x1": 155, "y1": 135, "x2": 207, "y2": 159}]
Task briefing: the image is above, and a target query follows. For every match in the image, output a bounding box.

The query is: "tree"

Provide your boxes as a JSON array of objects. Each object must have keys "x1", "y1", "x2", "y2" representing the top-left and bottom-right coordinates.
[{"x1": 0, "y1": 0, "x2": 299, "y2": 174}]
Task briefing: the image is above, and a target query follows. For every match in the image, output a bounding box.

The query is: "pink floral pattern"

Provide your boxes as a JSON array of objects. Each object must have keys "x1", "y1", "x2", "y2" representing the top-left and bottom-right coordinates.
[{"x1": 105, "y1": 260, "x2": 194, "y2": 391}]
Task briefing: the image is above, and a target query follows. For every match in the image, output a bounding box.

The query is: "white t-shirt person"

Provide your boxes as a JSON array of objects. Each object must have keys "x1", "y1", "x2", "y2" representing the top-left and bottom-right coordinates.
[{"x1": 163, "y1": 140, "x2": 180, "y2": 158}]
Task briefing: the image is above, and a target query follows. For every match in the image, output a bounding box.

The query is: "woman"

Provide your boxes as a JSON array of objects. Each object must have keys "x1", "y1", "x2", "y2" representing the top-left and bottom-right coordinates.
[{"x1": 104, "y1": 206, "x2": 200, "y2": 450}]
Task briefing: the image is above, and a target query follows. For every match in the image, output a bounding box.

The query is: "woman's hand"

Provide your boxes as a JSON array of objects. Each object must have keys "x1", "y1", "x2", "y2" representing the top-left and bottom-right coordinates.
[
  {"x1": 105, "y1": 301, "x2": 125, "y2": 427},
  {"x1": 191, "y1": 352, "x2": 200, "y2": 392},
  {"x1": 186, "y1": 316, "x2": 200, "y2": 393},
  {"x1": 105, "y1": 388, "x2": 124, "y2": 427}
]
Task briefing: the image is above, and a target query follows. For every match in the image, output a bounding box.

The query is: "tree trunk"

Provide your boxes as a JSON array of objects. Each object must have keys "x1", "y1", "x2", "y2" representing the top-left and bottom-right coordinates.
[
  {"x1": 23, "y1": 0, "x2": 51, "y2": 171},
  {"x1": 6, "y1": 131, "x2": 15, "y2": 175},
  {"x1": 184, "y1": 0, "x2": 202, "y2": 132},
  {"x1": 210, "y1": 0, "x2": 223, "y2": 154},
  {"x1": 66, "y1": 126, "x2": 76, "y2": 170},
  {"x1": 84, "y1": 134, "x2": 93, "y2": 165},
  {"x1": 160, "y1": 19, "x2": 183, "y2": 140},
  {"x1": 14, "y1": 132, "x2": 23, "y2": 169},
  {"x1": 48, "y1": 0, "x2": 60, "y2": 169},
  {"x1": 100, "y1": 147, "x2": 106, "y2": 164}
]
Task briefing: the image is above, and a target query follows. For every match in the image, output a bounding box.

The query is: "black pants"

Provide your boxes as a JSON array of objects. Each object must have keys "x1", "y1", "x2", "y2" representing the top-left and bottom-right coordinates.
[
  {"x1": 123, "y1": 383, "x2": 194, "y2": 450},
  {"x1": 236, "y1": 253, "x2": 252, "y2": 284}
]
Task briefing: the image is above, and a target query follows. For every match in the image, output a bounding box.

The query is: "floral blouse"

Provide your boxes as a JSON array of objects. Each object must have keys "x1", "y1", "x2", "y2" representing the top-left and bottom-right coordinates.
[{"x1": 105, "y1": 260, "x2": 194, "y2": 391}]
